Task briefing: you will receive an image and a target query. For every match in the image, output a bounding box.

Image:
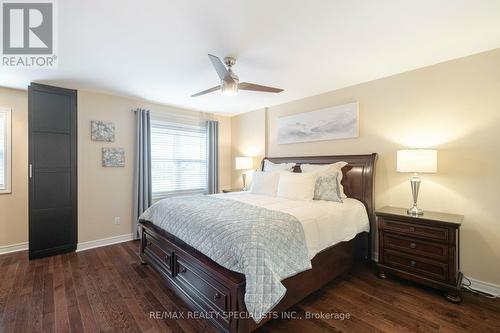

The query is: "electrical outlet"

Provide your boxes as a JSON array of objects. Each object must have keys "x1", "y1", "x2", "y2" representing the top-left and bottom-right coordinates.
[{"x1": 114, "y1": 217, "x2": 121, "y2": 225}]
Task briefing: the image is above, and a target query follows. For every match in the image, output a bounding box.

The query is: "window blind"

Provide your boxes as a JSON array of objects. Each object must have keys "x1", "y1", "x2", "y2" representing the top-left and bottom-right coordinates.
[
  {"x1": 0, "y1": 113, "x2": 5, "y2": 189},
  {"x1": 151, "y1": 120, "x2": 207, "y2": 199}
]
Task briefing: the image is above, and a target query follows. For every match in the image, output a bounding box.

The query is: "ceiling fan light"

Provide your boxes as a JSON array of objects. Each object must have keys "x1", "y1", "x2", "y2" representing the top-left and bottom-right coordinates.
[
  {"x1": 221, "y1": 80, "x2": 238, "y2": 96},
  {"x1": 222, "y1": 89, "x2": 238, "y2": 96}
]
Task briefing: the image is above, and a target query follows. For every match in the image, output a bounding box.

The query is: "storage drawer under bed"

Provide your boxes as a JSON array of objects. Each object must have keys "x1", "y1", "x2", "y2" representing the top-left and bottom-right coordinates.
[
  {"x1": 142, "y1": 231, "x2": 175, "y2": 277},
  {"x1": 174, "y1": 256, "x2": 232, "y2": 329},
  {"x1": 140, "y1": 226, "x2": 236, "y2": 332}
]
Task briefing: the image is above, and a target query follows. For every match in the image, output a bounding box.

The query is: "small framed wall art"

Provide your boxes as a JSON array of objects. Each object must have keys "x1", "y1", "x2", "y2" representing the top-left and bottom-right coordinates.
[
  {"x1": 91, "y1": 120, "x2": 115, "y2": 142},
  {"x1": 102, "y1": 148, "x2": 125, "y2": 167}
]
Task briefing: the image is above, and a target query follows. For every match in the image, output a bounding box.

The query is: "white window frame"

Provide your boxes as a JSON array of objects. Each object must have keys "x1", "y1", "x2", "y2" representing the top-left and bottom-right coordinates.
[
  {"x1": 150, "y1": 119, "x2": 208, "y2": 201},
  {"x1": 0, "y1": 107, "x2": 12, "y2": 194}
]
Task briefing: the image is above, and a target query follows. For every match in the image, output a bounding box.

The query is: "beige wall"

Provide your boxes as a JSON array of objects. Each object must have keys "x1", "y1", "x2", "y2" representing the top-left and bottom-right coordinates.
[
  {"x1": 78, "y1": 91, "x2": 231, "y2": 242},
  {"x1": 230, "y1": 108, "x2": 266, "y2": 188},
  {"x1": 232, "y1": 49, "x2": 500, "y2": 285},
  {"x1": 0, "y1": 88, "x2": 231, "y2": 246},
  {"x1": 0, "y1": 87, "x2": 28, "y2": 247}
]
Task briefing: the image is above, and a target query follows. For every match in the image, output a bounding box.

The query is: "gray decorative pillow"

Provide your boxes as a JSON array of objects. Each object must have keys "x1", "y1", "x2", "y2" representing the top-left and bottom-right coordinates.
[{"x1": 313, "y1": 172, "x2": 343, "y2": 203}]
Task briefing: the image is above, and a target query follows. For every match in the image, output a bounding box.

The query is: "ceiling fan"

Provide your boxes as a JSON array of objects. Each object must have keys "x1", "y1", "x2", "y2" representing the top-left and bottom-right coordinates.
[{"x1": 191, "y1": 54, "x2": 284, "y2": 97}]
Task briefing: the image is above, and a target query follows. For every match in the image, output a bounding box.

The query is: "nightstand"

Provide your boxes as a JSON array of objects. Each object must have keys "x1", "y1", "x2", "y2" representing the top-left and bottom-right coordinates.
[
  {"x1": 222, "y1": 188, "x2": 243, "y2": 193},
  {"x1": 376, "y1": 206, "x2": 463, "y2": 302}
]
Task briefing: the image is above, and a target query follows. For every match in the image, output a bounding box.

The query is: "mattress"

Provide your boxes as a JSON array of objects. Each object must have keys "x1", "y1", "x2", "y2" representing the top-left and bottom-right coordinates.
[{"x1": 213, "y1": 192, "x2": 370, "y2": 259}]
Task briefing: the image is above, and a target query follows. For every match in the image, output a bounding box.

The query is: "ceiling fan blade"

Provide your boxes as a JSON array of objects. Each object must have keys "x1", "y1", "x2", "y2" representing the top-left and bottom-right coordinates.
[
  {"x1": 208, "y1": 54, "x2": 234, "y2": 83},
  {"x1": 191, "y1": 85, "x2": 221, "y2": 97},
  {"x1": 238, "y1": 82, "x2": 283, "y2": 93}
]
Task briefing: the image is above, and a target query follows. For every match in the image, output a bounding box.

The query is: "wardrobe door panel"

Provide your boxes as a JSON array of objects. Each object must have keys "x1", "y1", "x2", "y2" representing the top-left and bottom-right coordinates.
[
  {"x1": 30, "y1": 208, "x2": 74, "y2": 255},
  {"x1": 33, "y1": 172, "x2": 71, "y2": 209},
  {"x1": 29, "y1": 83, "x2": 77, "y2": 259},
  {"x1": 33, "y1": 132, "x2": 71, "y2": 169},
  {"x1": 32, "y1": 91, "x2": 71, "y2": 132}
]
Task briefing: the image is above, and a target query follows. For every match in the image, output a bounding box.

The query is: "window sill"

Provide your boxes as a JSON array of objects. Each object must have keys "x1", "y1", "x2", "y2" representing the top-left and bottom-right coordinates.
[{"x1": 152, "y1": 189, "x2": 207, "y2": 202}]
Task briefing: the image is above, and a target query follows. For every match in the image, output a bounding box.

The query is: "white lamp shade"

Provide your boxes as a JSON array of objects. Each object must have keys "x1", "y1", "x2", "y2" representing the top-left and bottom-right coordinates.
[
  {"x1": 397, "y1": 149, "x2": 437, "y2": 173},
  {"x1": 235, "y1": 157, "x2": 253, "y2": 170}
]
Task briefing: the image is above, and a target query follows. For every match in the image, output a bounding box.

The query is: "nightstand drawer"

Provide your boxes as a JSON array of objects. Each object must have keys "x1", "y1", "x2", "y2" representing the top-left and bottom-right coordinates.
[
  {"x1": 381, "y1": 219, "x2": 449, "y2": 242},
  {"x1": 383, "y1": 249, "x2": 448, "y2": 281},
  {"x1": 384, "y1": 233, "x2": 448, "y2": 261}
]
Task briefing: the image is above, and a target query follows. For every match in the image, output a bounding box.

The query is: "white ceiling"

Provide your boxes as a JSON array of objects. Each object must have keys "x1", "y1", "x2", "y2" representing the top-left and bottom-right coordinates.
[{"x1": 1, "y1": 0, "x2": 500, "y2": 114}]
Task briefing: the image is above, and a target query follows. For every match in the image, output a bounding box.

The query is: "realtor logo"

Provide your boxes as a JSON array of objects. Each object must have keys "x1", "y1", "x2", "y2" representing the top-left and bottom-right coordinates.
[{"x1": 1, "y1": 0, "x2": 57, "y2": 68}]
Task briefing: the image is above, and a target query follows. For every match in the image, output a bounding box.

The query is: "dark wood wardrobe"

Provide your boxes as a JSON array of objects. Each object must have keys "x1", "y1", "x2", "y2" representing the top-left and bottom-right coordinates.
[{"x1": 28, "y1": 83, "x2": 77, "y2": 259}]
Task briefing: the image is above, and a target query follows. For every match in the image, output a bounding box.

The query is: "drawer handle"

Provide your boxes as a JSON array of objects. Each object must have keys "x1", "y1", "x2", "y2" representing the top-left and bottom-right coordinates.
[
  {"x1": 213, "y1": 292, "x2": 221, "y2": 300},
  {"x1": 179, "y1": 266, "x2": 187, "y2": 273},
  {"x1": 409, "y1": 227, "x2": 415, "y2": 232},
  {"x1": 410, "y1": 243, "x2": 416, "y2": 249},
  {"x1": 410, "y1": 260, "x2": 416, "y2": 267}
]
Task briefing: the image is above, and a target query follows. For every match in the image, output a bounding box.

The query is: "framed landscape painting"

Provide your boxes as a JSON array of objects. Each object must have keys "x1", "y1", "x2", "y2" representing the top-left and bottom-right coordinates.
[{"x1": 277, "y1": 102, "x2": 359, "y2": 144}]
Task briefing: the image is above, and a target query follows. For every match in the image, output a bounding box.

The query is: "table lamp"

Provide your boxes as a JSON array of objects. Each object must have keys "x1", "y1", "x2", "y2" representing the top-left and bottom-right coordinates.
[
  {"x1": 235, "y1": 157, "x2": 253, "y2": 190},
  {"x1": 397, "y1": 149, "x2": 437, "y2": 215}
]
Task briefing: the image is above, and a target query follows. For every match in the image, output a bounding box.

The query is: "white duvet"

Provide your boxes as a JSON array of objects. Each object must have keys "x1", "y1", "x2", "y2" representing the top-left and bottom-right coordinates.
[{"x1": 212, "y1": 192, "x2": 370, "y2": 259}]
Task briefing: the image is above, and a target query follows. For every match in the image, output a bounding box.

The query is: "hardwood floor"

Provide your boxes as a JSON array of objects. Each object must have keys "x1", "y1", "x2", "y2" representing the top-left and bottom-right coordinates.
[{"x1": 0, "y1": 241, "x2": 499, "y2": 333}]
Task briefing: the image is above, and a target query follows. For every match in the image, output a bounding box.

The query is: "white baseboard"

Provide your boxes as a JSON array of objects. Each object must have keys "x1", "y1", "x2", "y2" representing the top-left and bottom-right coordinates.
[
  {"x1": 467, "y1": 277, "x2": 500, "y2": 297},
  {"x1": 0, "y1": 234, "x2": 135, "y2": 256},
  {"x1": 0, "y1": 242, "x2": 28, "y2": 255},
  {"x1": 76, "y1": 233, "x2": 134, "y2": 252}
]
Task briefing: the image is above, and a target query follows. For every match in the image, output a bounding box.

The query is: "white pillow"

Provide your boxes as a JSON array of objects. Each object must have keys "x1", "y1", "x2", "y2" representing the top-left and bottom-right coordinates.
[
  {"x1": 300, "y1": 162, "x2": 348, "y2": 198},
  {"x1": 249, "y1": 171, "x2": 281, "y2": 196},
  {"x1": 277, "y1": 172, "x2": 318, "y2": 200},
  {"x1": 263, "y1": 160, "x2": 295, "y2": 172}
]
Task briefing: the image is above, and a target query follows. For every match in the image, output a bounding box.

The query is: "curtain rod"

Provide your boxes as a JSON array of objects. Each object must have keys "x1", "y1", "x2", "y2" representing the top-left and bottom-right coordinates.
[
  {"x1": 132, "y1": 108, "x2": 217, "y2": 123},
  {"x1": 131, "y1": 108, "x2": 211, "y2": 117}
]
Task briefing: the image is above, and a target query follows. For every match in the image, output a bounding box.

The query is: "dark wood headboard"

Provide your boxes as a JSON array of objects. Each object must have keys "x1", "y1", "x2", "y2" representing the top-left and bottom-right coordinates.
[{"x1": 262, "y1": 154, "x2": 378, "y2": 257}]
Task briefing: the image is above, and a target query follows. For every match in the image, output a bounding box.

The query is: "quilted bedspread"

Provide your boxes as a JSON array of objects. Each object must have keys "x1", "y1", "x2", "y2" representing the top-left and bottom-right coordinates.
[{"x1": 139, "y1": 195, "x2": 312, "y2": 323}]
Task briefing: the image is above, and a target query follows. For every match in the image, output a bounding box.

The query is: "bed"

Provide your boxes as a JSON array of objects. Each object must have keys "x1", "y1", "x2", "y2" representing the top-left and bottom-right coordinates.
[{"x1": 138, "y1": 154, "x2": 377, "y2": 333}]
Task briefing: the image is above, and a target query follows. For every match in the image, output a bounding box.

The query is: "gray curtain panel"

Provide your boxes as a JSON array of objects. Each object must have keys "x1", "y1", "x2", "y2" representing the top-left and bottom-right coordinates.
[
  {"x1": 133, "y1": 108, "x2": 152, "y2": 238},
  {"x1": 207, "y1": 120, "x2": 219, "y2": 194}
]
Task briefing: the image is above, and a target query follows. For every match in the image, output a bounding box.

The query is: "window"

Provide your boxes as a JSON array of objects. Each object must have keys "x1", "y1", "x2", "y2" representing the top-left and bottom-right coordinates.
[
  {"x1": 0, "y1": 108, "x2": 12, "y2": 194},
  {"x1": 151, "y1": 120, "x2": 207, "y2": 199}
]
